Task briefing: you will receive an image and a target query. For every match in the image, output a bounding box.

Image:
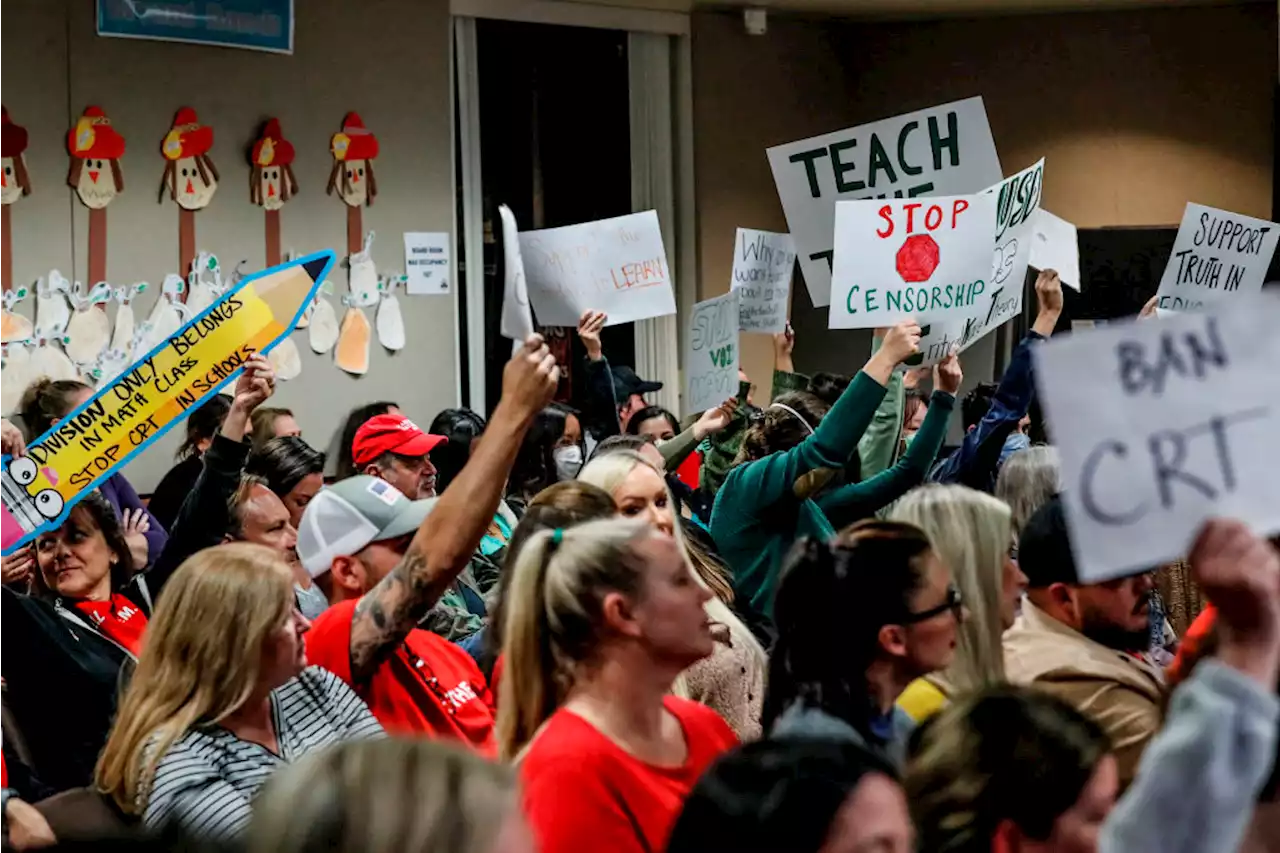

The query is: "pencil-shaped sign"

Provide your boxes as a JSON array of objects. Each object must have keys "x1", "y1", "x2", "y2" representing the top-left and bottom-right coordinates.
[{"x1": 1, "y1": 250, "x2": 335, "y2": 555}]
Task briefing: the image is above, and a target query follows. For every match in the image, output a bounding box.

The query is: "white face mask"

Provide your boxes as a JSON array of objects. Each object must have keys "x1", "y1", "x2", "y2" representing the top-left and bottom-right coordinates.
[{"x1": 553, "y1": 445, "x2": 583, "y2": 481}]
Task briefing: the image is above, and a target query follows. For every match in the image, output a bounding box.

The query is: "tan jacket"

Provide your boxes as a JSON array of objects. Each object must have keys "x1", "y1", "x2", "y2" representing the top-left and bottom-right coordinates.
[{"x1": 1004, "y1": 600, "x2": 1166, "y2": 786}]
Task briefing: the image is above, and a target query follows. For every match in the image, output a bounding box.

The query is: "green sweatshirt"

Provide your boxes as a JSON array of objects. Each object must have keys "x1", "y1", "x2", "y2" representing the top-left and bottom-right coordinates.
[
  {"x1": 700, "y1": 369, "x2": 811, "y2": 495},
  {"x1": 856, "y1": 337, "x2": 904, "y2": 480},
  {"x1": 709, "y1": 370, "x2": 888, "y2": 617}
]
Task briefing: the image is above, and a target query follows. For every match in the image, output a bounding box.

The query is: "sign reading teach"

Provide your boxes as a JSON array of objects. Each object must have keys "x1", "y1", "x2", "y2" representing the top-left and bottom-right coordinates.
[
  {"x1": 685, "y1": 290, "x2": 740, "y2": 414},
  {"x1": 1155, "y1": 203, "x2": 1279, "y2": 313},
  {"x1": 520, "y1": 210, "x2": 677, "y2": 327},
  {"x1": 1034, "y1": 294, "x2": 1280, "y2": 583},
  {"x1": 829, "y1": 193, "x2": 997, "y2": 330},
  {"x1": 767, "y1": 97, "x2": 1002, "y2": 307}
]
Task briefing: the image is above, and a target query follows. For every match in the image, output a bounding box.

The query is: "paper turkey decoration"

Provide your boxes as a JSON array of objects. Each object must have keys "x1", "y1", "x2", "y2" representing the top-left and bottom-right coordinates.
[
  {"x1": 2, "y1": 107, "x2": 32, "y2": 206},
  {"x1": 328, "y1": 112, "x2": 378, "y2": 209},
  {"x1": 160, "y1": 107, "x2": 218, "y2": 211}
]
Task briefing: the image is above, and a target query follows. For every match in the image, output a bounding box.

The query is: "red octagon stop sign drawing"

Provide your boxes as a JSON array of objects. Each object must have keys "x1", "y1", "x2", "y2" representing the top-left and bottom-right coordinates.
[{"x1": 896, "y1": 234, "x2": 940, "y2": 282}]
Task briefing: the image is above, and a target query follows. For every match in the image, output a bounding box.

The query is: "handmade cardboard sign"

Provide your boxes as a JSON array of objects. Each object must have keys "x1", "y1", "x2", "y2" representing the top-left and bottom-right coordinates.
[
  {"x1": 0, "y1": 251, "x2": 336, "y2": 555},
  {"x1": 521, "y1": 210, "x2": 677, "y2": 327},
  {"x1": 685, "y1": 289, "x2": 740, "y2": 413},
  {"x1": 828, "y1": 193, "x2": 998, "y2": 330},
  {"x1": 1155, "y1": 203, "x2": 1279, "y2": 313},
  {"x1": 767, "y1": 97, "x2": 1002, "y2": 307},
  {"x1": 1031, "y1": 208, "x2": 1080, "y2": 291},
  {"x1": 499, "y1": 204, "x2": 535, "y2": 346},
  {"x1": 1033, "y1": 293, "x2": 1280, "y2": 582},
  {"x1": 730, "y1": 229, "x2": 794, "y2": 334}
]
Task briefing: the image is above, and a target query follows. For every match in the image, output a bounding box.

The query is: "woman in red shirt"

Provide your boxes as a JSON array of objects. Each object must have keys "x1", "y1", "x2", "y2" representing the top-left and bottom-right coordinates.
[{"x1": 499, "y1": 516, "x2": 738, "y2": 853}]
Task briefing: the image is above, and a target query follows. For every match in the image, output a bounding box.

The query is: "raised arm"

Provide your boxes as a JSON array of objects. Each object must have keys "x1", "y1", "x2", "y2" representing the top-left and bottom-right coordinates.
[
  {"x1": 348, "y1": 336, "x2": 558, "y2": 681},
  {"x1": 576, "y1": 310, "x2": 620, "y2": 440},
  {"x1": 856, "y1": 330, "x2": 906, "y2": 479}
]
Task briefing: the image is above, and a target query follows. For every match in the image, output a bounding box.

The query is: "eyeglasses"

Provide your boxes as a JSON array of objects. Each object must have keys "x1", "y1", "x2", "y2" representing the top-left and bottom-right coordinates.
[{"x1": 902, "y1": 584, "x2": 963, "y2": 623}]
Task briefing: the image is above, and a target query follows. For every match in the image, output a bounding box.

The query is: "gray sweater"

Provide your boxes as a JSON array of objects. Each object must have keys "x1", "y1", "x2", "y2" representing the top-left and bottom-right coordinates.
[
  {"x1": 770, "y1": 702, "x2": 916, "y2": 769},
  {"x1": 1101, "y1": 660, "x2": 1279, "y2": 853}
]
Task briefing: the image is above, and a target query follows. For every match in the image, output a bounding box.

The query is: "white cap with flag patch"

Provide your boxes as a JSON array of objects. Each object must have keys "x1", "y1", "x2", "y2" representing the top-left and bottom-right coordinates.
[{"x1": 297, "y1": 475, "x2": 435, "y2": 578}]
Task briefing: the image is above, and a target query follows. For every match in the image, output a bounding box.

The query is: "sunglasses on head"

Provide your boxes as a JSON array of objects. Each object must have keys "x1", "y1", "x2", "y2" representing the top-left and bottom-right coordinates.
[{"x1": 902, "y1": 584, "x2": 963, "y2": 623}]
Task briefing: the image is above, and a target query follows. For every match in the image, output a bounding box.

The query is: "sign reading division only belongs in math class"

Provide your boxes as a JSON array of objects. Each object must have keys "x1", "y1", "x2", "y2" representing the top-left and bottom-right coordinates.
[
  {"x1": 1034, "y1": 293, "x2": 1280, "y2": 583},
  {"x1": 829, "y1": 193, "x2": 998, "y2": 330},
  {"x1": 685, "y1": 290, "x2": 740, "y2": 414},
  {"x1": 767, "y1": 97, "x2": 1003, "y2": 308},
  {"x1": 520, "y1": 210, "x2": 677, "y2": 328},
  {"x1": 730, "y1": 229, "x2": 795, "y2": 334},
  {"x1": 1155, "y1": 203, "x2": 1279, "y2": 313}
]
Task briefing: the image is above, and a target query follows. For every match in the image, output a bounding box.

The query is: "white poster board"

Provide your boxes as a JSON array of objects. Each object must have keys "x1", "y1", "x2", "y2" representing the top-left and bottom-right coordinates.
[
  {"x1": 685, "y1": 289, "x2": 740, "y2": 414},
  {"x1": 498, "y1": 205, "x2": 535, "y2": 347},
  {"x1": 767, "y1": 97, "x2": 1003, "y2": 307},
  {"x1": 1031, "y1": 208, "x2": 1081, "y2": 291},
  {"x1": 730, "y1": 228, "x2": 795, "y2": 334},
  {"x1": 828, "y1": 193, "x2": 998, "y2": 330},
  {"x1": 1034, "y1": 293, "x2": 1280, "y2": 583},
  {"x1": 1155, "y1": 203, "x2": 1279, "y2": 313},
  {"x1": 520, "y1": 210, "x2": 677, "y2": 327},
  {"x1": 404, "y1": 233, "x2": 451, "y2": 295}
]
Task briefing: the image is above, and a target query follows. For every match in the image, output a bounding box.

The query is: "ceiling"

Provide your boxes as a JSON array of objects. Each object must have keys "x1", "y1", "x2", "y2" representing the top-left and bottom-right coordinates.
[{"x1": 581, "y1": 0, "x2": 1264, "y2": 20}]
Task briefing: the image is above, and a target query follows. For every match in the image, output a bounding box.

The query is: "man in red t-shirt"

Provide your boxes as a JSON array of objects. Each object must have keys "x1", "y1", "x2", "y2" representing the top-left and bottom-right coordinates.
[{"x1": 298, "y1": 336, "x2": 561, "y2": 755}]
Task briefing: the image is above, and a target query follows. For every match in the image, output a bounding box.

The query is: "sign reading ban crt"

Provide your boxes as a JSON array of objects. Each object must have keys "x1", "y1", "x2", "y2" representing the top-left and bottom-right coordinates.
[{"x1": 1034, "y1": 294, "x2": 1280, "y2": 583}]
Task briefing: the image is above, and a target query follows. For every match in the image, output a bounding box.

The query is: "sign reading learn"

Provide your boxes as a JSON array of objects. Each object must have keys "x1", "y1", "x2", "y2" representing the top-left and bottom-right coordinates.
[
  {"x1": 767, "y1": 97, "x2": 1002, "y2": 307},
  {"x1": 829, "y1": 193, "x2": 997, "y2": 330}
]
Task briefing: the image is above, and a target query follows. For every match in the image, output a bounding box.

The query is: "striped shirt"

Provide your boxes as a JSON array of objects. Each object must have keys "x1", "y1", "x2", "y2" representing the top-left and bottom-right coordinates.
[{"x1": 144, "y1": 666, "x2": 383, "y2": 838}]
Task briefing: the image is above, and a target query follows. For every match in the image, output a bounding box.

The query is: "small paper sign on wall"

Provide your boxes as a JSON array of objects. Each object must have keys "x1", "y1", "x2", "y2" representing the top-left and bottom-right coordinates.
[
  {"x1": 1155, "y1": 203, "x2": 1279, "y2": 313},
  {"x1": 498, "y1": 205, "x2": 535, "y2": 346},
  {"x1": 730, "y1": 228, "x2": 794, "y2": 334},
  {"x1": 404, "y1": 232, "x2": 451, "y2": 295},
  {"x1": 685, "y1": 290, "x2": 740, "y2": 414},
  {"x1": 1033, "y1": 293, "x2": 1280, "y2": 583},
  {"x1": 520, "y1": 210, "x2": 677, "y2": 327},
  {"x1": 828, "y1": 193, "x2": 998, "y2": 330}
]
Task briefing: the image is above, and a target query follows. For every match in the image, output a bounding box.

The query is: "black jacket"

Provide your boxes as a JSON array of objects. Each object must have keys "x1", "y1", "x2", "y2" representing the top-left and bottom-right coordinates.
[{"x1": 1, "y1": 435, "x2": 249, "y2": 793}]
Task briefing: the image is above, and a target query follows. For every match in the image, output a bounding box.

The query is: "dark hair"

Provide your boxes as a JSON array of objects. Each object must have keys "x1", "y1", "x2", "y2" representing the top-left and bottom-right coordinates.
[
  {"x1": 19, "y1": 377, "x2": 92, "y2": 440},
  {"x1": 902, "y1": 390, "x2": 929, "y2": 431},
  {"x1": 588, "y1": 433, "x2": 655, "y2": 463},
  {"x1": 334, "y1": 402, "x2": 399, "y2": 480},
  {"x1": 668, "y1": 738, "x2": 898, "y2": 853},
  {"x1": 177, "y1": 394, "x2": 232, "y2": 460},
  {"x1": 763, "y1": 520, "x2": 935, "y2": 739},
  {"x1": 736, "y1": 391, "x2": 828, "y2": 466},
  {"x1": 481, "y1": 481, "x2": 618, "y2": 676},
  {"x1": 248, "y1": 407, "x2": 294, "y2": 450},
  {"x1": 32, "y1": 492, "x2": 135, "y2": 600},
  {"x1": 807, "y1": 372, "x2": 851, "y2": 407},
  {"x1": 428, "y1": 408, "x2": 487, "y2": 493},
  {"x1": 905, "y1": 685, "x2": 1111, "y2": 851},
  {"x1": 962, "y1": 383, "x2": 998, "y2": 432},
  {"x1": 245, "y1": 436, "x2": 326, "y2": 501},
  {"x1": 507, "y1": 404, "x2": 574, "y2": 503},
  {"x1": 626, "y1": 406, "x2": 679, "y2": 437}
]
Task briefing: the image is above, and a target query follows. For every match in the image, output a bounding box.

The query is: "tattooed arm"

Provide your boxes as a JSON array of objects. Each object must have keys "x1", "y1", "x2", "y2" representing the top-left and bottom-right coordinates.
[{"x1": 348, "y1": 336, "x2": 559, "y2": 681}]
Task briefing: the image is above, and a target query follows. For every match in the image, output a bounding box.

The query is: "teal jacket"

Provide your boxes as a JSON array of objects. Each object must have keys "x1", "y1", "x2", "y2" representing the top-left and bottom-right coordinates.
[{"x1": 709, "y1": 371, "x2": 887, "y2": 618}]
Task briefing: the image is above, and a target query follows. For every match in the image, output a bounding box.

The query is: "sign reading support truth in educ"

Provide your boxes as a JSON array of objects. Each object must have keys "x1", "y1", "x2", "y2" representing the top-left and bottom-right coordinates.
[
  {"x1": 767, "y1": 97, "x2": 1002, "y2": 308},
  {"x1": 1, "y1": 251, "x2": 335, "y2": 555},
  {"x1": 730, "y1": 229, "x2": 795, "y2": 334},
  {"x1": 498, "y1": 205, "x2": 535, "y2": 348},
  {"x1": 828, "y1": 193, "x2": 998, "y2": 330},
  {"x1": 1033, "y1": 293, "x2": 1280, "y2": 583},
  {"x1": 97, "y1": 0, "x2": 294, "y2": 54},
  {"x1": 1155, "y1": 203, "x2": 1279, "y2": 313},
  {"x1": 685, "y1": 290, "x2": 740, "y2": 414},
  {"x1": 520, "y1": 210, "x2": 677, "y2": 328}
]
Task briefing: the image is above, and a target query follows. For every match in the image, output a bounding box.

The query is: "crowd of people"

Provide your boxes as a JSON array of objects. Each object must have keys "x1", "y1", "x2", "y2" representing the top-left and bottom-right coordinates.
[{"x1": 0, "y1": 266, "x2": 1277, "y2": 853}]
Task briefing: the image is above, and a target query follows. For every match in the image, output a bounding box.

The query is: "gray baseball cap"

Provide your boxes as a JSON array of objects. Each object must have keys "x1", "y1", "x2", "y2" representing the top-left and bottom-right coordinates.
[{"x1": 297, "y1": 475, "x2": 434, "y2": 578}]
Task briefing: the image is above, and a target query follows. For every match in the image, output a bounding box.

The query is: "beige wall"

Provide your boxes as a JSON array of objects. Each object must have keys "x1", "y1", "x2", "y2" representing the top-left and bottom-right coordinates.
[
  {"x1": 693, "y1": 3, "x2": 1276, "y2": 398},
  {"x1": 3, "y1": 0, "x2": 456, "y2": 490}
]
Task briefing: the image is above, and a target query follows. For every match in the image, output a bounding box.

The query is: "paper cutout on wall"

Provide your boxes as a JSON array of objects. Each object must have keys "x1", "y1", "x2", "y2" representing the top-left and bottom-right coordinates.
[
  {"x1": 335, "y1": 299, "x2": 371, "y2": 375},
  {"x1": 308, "y1": 282, "x2": 339, "y2": 354},
  {"x1": 328, "y1": 112, "x2": 378, "y2": 209},
  {"x1": 63, "y1": 281, "x2": 113, "y2": 366},
  {"x1": 36, "y1": 274, "x2": 71, "y2": 337},
  {"x1": 1, "y1": 288, "x2": 33, "y2": 344},
  {"x1": 160, "y1": 108, "x2": 218, "y2": 210},
  {"x1": 2, "y1": 107, "x2": 31, "y2": 206},
  {"x1": 28, "y1": 327, "x2": 77, "y2": 384},
  {"x1": 251, "y1": 119, "x2": 298, "y2": 211},
  {"x1": 109, "y1": 283, "x2": 146, "y2": 354},
  {"x1": 376, "y1": 274, "x2": 405, "y2": 351},
  {"x1": 1, "y1": 343, "x2": 33, "y2": 415},
  {"x1": 67, "y1": 106, "x2": 124, "y2": 210},
  {"x1": 268, "y1": 337, "x2": 302, "y2": 380},
  {"x1": 138, "y1": 274, "x2": 190, "y2": 353},
  {"x1": 186, "y1": 252, "x2": 230, "y2": 317}
]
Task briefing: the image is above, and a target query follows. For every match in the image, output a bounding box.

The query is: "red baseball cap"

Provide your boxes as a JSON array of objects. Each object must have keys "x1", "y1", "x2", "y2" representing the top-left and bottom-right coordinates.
[{"x1": 352, "y1": 414, "x2": 446, "y2": 466}]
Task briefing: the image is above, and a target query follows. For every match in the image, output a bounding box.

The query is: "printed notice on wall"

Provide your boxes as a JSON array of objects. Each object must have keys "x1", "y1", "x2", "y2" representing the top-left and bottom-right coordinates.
[
  {"x1": 685, "y1": 289, "x2": 740, "y2": 414},
  {"x1": 404, "y1": 232, "x2": 452, "y2": 296},
  {"x1": 1154, "y1": 203, "x2": 1279, "y2": 313},
  {"x1": 1034, "y1": 293, "x2": 1280, "y2": 583},
  {"x1": 730, "y1": 229, "x2": 794, "y2": 334},
  {"x1": 767, "y1": 97, "x2": 1003, "y2": 308},
  {"x1": 520, "y1": 210, "x2": 677, "y2": 327}
]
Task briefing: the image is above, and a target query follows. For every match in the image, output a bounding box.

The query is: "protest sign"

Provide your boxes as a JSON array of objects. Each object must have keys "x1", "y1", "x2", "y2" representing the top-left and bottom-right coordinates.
[
  {"x1": 2, "y1": 251, "x2": 336, "y2": 555},
  {"x1": 1155, "y1": 203, "x2": 1279, "y2": 313},
  {"x1": 767, "y1": 97, "x2": 1002, "y2": 307},
  {"x1": 685, "y1": 290, "x2": 740, "y2": 414},
  {"x1": 520, "y1": 210, "x2": 677, "y2": 327},
  {"x1": 1031, "y1": 208, "x2": 1080, "y2": 291},
  {"x1": 828, "y1": 193, "x2": 998, "y2": 330},
  {"x1": 498, "y1": 205, "x2": 535, "y2": 348},
  {"x1": 730, "y1": 228, "x2": 795, "y2": 334},
  {"x1": 1033, "y1": 293, "x2": 1280, "y2": 583}
]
